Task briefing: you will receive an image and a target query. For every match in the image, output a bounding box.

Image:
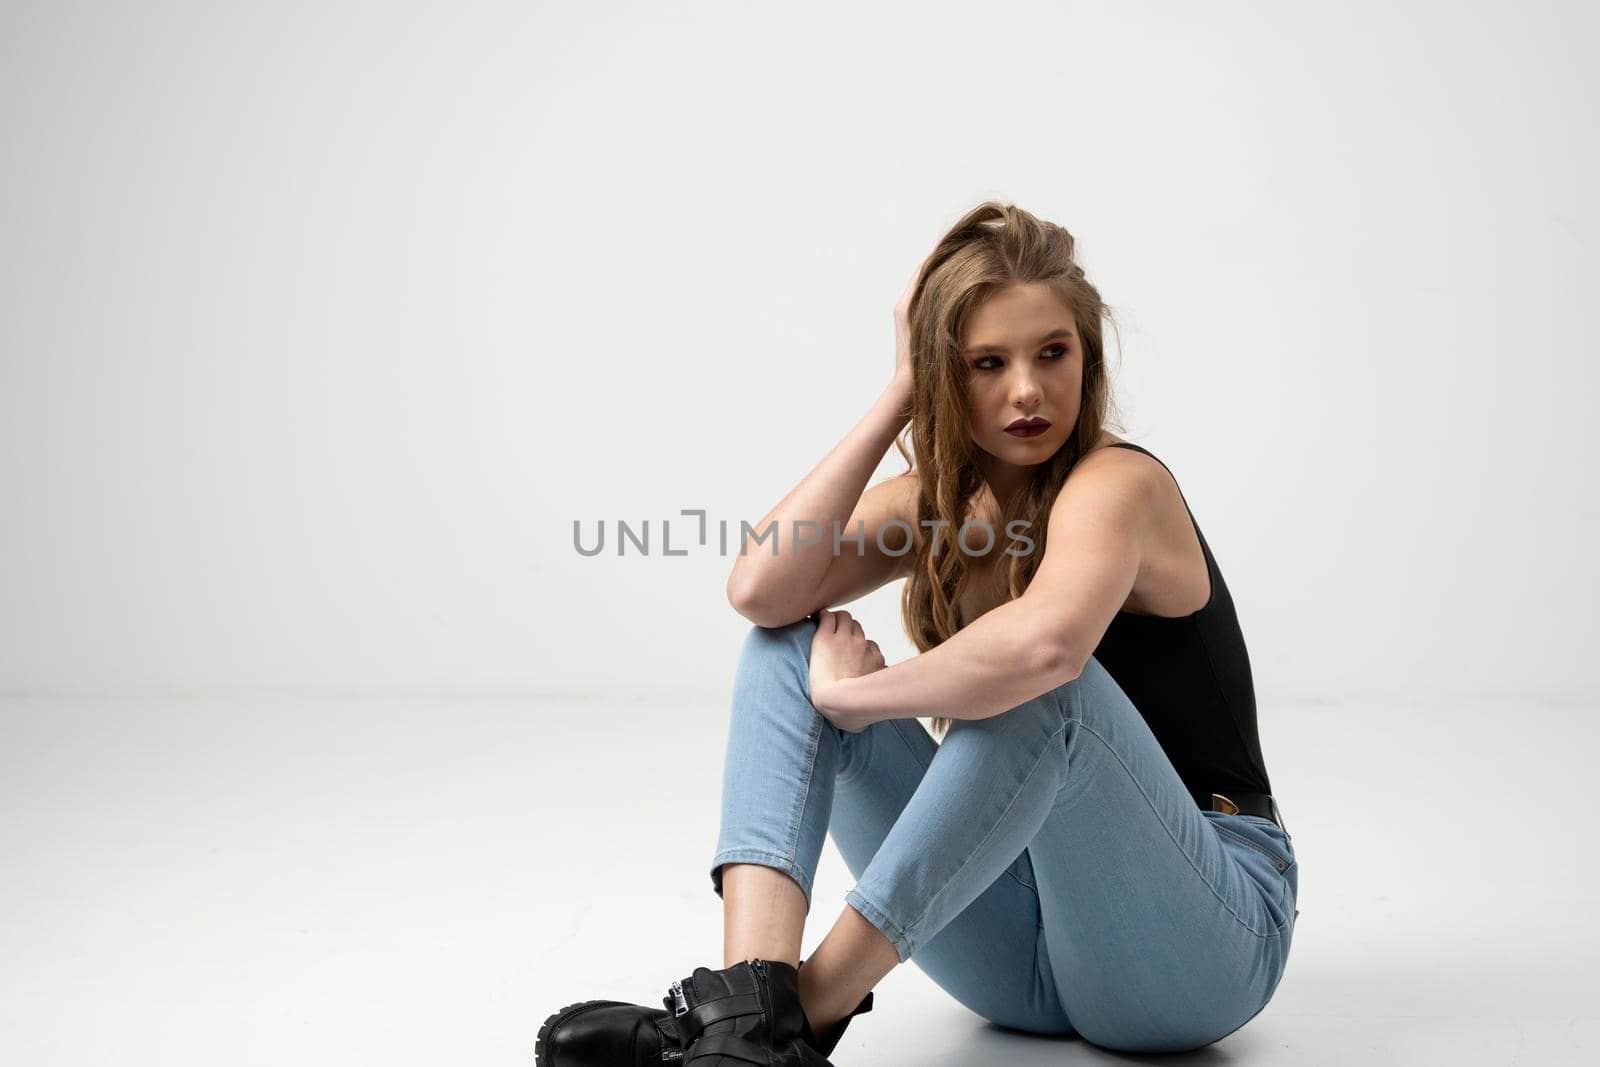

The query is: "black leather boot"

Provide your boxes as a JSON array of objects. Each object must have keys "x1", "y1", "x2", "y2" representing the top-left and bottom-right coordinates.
[
  {"x1": 534, "y1": 958, "x2": 872, "y2": 1067},
  {"x1": 797, "y1": 981, "x2": 873, "y2": 1061},
  {"x1": 670, "y1": 959, "x2": 871, "y2": 1066},
  {"x1": 533, "y1": 997, "x2": 686, "y2": 1066}
]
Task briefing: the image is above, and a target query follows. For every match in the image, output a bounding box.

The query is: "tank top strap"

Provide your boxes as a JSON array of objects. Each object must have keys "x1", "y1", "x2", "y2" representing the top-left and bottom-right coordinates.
[
  {"x1": 1104, "y1": 440, "x2": 1166, "y2": 470},
  {"x1": 1102, "y1": 442, "x2": 1214, "y2": 559},
  {"x1": 1104, "y1": 441, "x2": 1186, "y2": 508}
]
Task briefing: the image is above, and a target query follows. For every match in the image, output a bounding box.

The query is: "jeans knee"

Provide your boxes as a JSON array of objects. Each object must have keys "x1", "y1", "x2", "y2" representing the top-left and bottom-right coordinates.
[
  {"x1": 739, "y1": 616, "x2": 817, "y2": 668},
  {"x1": 731, "y1": 617, "x2": 820, "y2": 713}
]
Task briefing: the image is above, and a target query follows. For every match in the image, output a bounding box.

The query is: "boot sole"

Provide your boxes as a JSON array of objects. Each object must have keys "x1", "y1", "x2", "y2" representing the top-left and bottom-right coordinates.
[{"x1": 533, "y1": 999, "x2": 633, "y2": 1067}]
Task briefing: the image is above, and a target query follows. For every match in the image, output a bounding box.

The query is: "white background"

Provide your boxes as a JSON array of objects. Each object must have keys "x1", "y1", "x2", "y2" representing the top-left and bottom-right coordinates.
[{"x1": 3, "y1": 2, "x2": 1597, "y2": 1065}]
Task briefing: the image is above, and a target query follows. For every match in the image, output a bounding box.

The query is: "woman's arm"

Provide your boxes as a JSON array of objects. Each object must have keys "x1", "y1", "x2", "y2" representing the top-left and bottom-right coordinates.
[
  {"x1": 727, "y1": 377, "x2": 911, "y2": 625},
  {"x1": 810, "y1": 448, "x2": 1162, "y2": 728},
  {"x1": 811, "y1": 596, "x2": 1071, "y2": 728}
]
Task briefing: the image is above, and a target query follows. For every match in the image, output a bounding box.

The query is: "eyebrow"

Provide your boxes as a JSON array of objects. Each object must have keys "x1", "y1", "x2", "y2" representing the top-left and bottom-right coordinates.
[{"x1": 961, "y1": 328, "x2": 1075, "y2": 356}]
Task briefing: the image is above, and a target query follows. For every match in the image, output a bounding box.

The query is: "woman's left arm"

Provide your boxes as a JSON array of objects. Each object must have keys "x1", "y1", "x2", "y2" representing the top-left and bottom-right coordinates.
[{"x1": 812, "y1": 450, "x2": 1165, "y2": 729}]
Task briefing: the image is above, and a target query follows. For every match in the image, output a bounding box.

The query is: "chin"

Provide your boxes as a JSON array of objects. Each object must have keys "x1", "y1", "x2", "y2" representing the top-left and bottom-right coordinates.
[
  {"x1": 1000, "y1": 432, "x2": 1057, "y2": 453},
  {"x1": 977, "y1": 431, "x2": 1063, "y2": 466}
]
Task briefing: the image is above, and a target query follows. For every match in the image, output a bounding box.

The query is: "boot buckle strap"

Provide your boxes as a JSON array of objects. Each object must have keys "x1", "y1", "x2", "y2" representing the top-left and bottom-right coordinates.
[{"x1": 681, "y1": 992, "x2": 765, "y2": 1037}]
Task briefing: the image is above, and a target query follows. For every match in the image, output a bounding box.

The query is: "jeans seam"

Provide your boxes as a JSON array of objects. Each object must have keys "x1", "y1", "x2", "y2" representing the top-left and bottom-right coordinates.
[
  {"x1": 785, "y1": 707, "x2": 824, "y2": 872},
  {"x1": 889, "y1": 717, "x2": 934, "y2": 770},
  {"x1": 786, "y1": 620, "x2": 819, "y2": 867},
  {"x1": 1067, "y1": 716, "x2": 1286, "y2": 941},
  {"x1": 845, "y1": 887, "x2": 912, "y2": 961},
  {"x1": 888, "y1": 716, "x2": 1040, "y2": 894},
  {"x1": 898, "y1": 719, "x2": 1069, "y2": 953}
]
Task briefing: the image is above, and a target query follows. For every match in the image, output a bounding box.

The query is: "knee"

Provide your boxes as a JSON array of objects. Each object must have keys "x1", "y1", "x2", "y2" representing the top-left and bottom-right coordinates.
[
  {"x1": 738, "y1": 616, "x2": 817, "y2": 668},
  {"x1": 731, "y1": 617, "x2": 819, "y2": 701}
]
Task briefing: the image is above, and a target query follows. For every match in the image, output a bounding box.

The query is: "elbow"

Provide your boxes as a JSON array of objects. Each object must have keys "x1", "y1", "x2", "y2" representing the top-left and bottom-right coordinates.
[
  {"x1": 726, "y1": 571, "x2": 764, "y2": 621},
  {"x1": 1033, "y1": 640, "x2": 1083, "y2": 688},
  {"x1": 727, "y1": 573, "x2": 802, "y2": 629},
  {"x1": 1014, "y1": 599, "x2": 1083, "y2": 686},
  {"x1": 725, "y1": 559, "x2": 766, "y2": 613}
]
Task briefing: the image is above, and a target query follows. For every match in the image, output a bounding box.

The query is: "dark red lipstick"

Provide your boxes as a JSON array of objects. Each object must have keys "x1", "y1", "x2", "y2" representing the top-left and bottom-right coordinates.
[{"x1": 1004, "y1": 417, "x2": 1051, "y2": 438}]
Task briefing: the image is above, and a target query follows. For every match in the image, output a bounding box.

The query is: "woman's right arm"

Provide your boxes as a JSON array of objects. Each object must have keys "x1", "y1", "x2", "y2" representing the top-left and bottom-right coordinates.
[{"x1": 726, "y1": 376, "x2": 915, "y2": 628}]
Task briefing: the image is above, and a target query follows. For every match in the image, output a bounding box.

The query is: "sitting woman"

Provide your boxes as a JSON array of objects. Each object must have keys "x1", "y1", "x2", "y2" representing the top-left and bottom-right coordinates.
[{"x1": 537, "y1": 200, "x2": 1299, "y2": 1065}]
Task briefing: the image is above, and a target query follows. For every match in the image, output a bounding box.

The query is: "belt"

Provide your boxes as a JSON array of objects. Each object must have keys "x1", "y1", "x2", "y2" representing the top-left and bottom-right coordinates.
[{"x1": 1194, "y1": 789, "x2": 1284, "y2": 831}]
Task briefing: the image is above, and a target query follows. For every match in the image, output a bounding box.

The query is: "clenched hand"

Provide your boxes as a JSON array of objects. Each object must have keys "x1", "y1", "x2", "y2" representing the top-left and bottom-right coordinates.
[{"x1": 808, "y1": 609, "x2": 887, "y2": 733}]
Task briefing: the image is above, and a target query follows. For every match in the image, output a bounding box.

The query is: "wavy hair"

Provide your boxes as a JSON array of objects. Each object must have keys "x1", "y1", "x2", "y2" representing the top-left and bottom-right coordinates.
[{"x1": 890, "y1": 201, "x2": 1125, "y2": 737}]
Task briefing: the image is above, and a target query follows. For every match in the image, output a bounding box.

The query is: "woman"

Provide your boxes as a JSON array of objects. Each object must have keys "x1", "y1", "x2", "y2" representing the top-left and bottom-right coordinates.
[{"x1": 537, "y1": 201, "x2": 1298, "y2": 1065}]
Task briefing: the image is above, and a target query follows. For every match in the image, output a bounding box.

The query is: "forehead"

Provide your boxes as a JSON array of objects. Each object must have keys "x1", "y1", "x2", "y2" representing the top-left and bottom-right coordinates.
[{"x1": 962, "y1": 283, "x2": 1076, "y2": 347}]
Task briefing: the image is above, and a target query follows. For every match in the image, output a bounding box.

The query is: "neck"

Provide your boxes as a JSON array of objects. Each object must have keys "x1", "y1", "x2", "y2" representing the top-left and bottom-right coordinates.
[{"x1": 976, "y1": 457, "x2": 1028, "y2": 510}]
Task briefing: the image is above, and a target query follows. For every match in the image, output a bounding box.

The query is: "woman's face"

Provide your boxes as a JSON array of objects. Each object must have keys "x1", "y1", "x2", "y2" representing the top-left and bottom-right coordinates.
[{"x1": 960, "y1": 283, "x2": 1083, "y2": 486}]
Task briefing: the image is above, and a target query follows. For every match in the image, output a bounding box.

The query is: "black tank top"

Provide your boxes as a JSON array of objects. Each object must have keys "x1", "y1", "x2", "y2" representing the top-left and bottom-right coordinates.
[{"x1": 1089, "y1": 442, "x2": 1274, "y2": 799}]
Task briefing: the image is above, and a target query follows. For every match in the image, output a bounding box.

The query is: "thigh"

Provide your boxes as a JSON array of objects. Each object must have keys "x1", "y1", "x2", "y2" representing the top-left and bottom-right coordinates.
[
  {"x1": 1026, "y1": 656, "x2": 1297, "y2": 1053},
  {"x1": 825, "y1": 716, "x2": 1074, "y2": 1035}
]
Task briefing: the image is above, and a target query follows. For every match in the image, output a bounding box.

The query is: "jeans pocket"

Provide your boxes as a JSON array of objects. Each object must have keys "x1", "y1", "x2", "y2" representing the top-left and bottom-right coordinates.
[
  {"x1": 1209, "y1": 818, "x2": 1295, "y2": 874},
  {"x1": 1212, "y1": 824, "x2": 1297, "y2": 935},
  {"x1": 1240, "y1": 815, "x2": 1295, "y2": 864}
]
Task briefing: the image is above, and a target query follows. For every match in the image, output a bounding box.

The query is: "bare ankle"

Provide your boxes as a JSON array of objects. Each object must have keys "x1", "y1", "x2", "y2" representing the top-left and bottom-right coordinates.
[{"x1": 720, "y1": 863, "x2": 807, "y2": 969}]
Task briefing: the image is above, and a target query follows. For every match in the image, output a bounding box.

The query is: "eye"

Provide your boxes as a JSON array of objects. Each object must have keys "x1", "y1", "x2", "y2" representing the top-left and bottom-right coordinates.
[{"x1": 973, "y1": 344, "x2": 1068, "y2": 371}]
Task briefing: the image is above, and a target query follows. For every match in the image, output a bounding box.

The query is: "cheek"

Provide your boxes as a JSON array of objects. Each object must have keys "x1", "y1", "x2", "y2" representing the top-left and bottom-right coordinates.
[{"x1": 967, "y1": 380, "x2": 999, "y2": 407}]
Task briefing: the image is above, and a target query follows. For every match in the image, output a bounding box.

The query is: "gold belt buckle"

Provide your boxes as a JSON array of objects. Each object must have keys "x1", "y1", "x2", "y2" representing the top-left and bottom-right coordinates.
[{"x1": 1211, "y1": 792, "x2": 1240, "y2": 815}]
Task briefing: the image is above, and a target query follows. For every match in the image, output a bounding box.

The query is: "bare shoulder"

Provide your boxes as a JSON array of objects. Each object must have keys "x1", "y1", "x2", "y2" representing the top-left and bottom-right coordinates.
[
  {"x1": 881, "y1": 467, "x2": 921, "y2": 509},
  {"x1": 1064, "y1": 436, "x2": 1211, "y2": 617},
  {"x1": 880, "y1": 468, "x2": 921, "y2": 513},
  {"x1": 1059, "y1": 433, "x2": 1168, "y2": 500}
]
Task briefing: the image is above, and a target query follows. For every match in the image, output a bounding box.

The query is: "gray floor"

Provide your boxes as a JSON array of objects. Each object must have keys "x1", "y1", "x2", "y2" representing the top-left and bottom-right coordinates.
[{"x1": 3, "y1": 692, "x2": 1596, "y2": 1065}]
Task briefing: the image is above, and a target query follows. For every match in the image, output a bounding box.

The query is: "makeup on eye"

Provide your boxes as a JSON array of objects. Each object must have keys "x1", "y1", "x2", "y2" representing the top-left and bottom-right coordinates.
[{"x1": 973, "y1": 344, "x2": 1069, "y2": 371}]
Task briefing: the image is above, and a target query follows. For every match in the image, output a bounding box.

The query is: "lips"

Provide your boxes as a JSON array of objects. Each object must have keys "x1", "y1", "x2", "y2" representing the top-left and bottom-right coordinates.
[{"x1": 1005, "y1": 417, "x2": 1051, "y2": 432}]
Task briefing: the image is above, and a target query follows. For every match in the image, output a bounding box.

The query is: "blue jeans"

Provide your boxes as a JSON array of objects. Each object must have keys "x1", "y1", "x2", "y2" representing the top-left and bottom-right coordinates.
[{"x1": 708, "y1": 618, "x2": 1299, "y2": 1053}]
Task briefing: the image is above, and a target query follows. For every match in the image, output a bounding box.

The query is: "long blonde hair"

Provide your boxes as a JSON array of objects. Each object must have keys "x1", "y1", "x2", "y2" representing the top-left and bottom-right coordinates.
[{"x1": 891, "y1": 201, "x2": 1125, "y2": 737}]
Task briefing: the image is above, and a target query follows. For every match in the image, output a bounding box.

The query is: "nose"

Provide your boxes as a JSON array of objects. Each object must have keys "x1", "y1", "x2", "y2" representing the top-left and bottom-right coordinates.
[{"x1": 1010, "y1": 367, "x2": 1042, "y2": 409}]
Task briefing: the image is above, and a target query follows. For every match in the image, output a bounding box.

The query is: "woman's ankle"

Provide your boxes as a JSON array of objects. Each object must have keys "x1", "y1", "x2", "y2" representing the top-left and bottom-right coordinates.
[{"x1": 796, "y1": 961, "x2": 847, "y2": 1036}]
